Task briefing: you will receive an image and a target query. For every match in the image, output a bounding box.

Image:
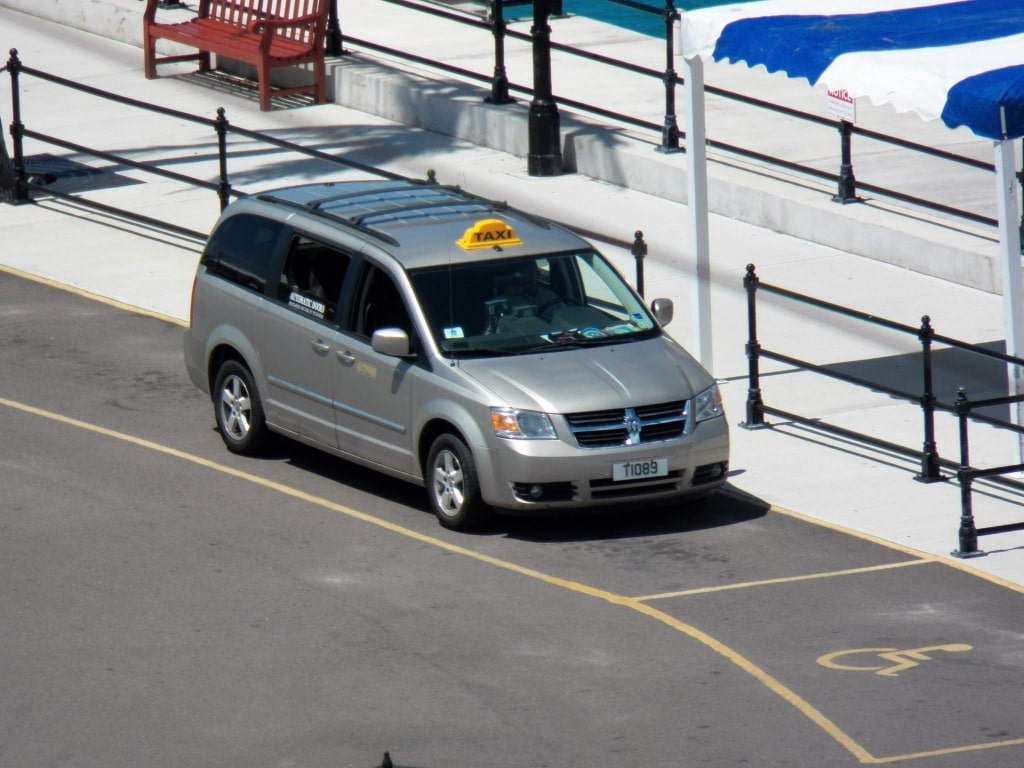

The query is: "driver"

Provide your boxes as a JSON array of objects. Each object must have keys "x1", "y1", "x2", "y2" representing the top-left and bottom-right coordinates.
[{"x1": 497, "y1": 260, "x2": 560, "y2": 314}]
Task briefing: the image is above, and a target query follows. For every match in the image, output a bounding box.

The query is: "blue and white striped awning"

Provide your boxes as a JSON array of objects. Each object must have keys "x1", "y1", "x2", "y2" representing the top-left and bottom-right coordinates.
[{"x1": 679, "y1": 0, "x2": 1024, "y2": 140}]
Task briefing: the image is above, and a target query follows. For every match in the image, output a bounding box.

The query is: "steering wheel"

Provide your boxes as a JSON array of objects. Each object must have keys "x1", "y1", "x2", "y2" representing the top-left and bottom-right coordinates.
[{"x1": 537, "y1": 296, "x2": 580, "y2": 321}]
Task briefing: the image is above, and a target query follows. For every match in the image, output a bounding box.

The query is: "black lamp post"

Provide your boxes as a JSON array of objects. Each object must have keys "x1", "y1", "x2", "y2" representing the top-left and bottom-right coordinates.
[
  {"x1": 527, "y1": 0, "x2": 562, "y2": 176},
  {"x1": 326, "y1": 0, "x2": 344, "y2": 56}
]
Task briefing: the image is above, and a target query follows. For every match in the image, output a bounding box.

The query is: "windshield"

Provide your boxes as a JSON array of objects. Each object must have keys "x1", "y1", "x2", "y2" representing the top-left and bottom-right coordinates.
[{"x1": 409, "y1": 250, "x2": 659, "y2": 356}]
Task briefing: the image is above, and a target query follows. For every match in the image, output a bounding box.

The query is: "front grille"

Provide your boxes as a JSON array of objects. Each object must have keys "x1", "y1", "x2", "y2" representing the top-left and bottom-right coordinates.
[{"x1": 565, "y1": 401, "x2": 687, "y2": 448}]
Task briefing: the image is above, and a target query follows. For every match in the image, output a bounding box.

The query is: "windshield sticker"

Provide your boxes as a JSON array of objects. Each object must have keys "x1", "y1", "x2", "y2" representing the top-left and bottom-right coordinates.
[
  {"x1": 580, "y1": 327, "x2": 608, "y2": 339},
  {"x1": 444, "y1": 326, "x2": 466, "y2": 340},
  {"x1": 289, "y1": 291, "x2": 326, "y2": 319}
]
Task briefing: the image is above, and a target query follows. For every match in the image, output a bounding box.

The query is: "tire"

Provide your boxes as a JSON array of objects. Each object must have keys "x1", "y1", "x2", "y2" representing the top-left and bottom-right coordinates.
[
  {"x1": 213, "y1": 359, "x2": 269, "y2": 455},
  {"x1": 426, "y1": 433, "x2": 491, "y2": 531}
]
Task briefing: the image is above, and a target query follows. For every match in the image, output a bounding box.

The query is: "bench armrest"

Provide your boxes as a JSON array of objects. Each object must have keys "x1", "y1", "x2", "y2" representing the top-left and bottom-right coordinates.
[{"x1": 250, "y1": 13, "x2": 325, "y2": 35}]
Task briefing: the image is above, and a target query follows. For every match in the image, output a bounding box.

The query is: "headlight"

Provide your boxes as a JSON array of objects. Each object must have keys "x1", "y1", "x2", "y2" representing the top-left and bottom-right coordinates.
[
  {"x1": 490, "y1": 407, "x2": 557, "y2": 439},
  {"x1": 692, "y1": 384, "x2": 725, "y2": 423}
]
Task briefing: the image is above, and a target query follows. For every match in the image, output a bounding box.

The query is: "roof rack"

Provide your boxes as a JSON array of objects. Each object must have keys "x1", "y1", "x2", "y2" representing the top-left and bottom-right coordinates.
[{"x1": 258, "y1": 180, "x2": 549, "y2": 247}]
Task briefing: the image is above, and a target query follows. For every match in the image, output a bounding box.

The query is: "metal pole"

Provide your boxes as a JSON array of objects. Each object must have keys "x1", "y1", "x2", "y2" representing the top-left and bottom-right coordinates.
[
  {"x1": 326, "y1": 0, "x2": 345, "y2": 56},
  {"x1": 527, "y1": 0, "x2": 562, "y2": 177},
  {"x1": 215, "y1": 107, "x2": 231, "y2": 212},
  {"x1": 916, "y1": 315, "x2": 944, "y2": 482},
  {"x1": 631, "y1": 230, "x2": 647, "y2": 297},
  {"x1": 832, "y1": 119, "x2": 858, "y2": 204},
  {"x1": 683, "y1": 53, "x2": 712, "y2": 370},
  {"x1": 1017, "y1": 137, "x2": 1024, "y2": 253},
  {"x1": 994, "y1": 134, "x2": 1024, "y2": 466},
  {"x1": 486, "y1": 0, "x2": 514, "y2": 105},
  {"x1": 741, "y1": 264, "x2": 766, "y2": 428},
  {"x1": 0, "y1": 57, "x2": 13, "y2": 204},
  {"x1": 952, "y1": 388, "x2": 983, "y2": 558},
  {"x1": 656, "y1": 0, "x2": 680, "y2": 153},
  {"x1": 6, "y1": 49, "x2": 28, "y2": 205}
]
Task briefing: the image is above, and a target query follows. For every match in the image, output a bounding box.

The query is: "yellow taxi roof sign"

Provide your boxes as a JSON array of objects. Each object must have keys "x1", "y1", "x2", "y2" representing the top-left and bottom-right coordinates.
[{"x1": 456, "y1": 218, "x2": 523, "y2": 250}]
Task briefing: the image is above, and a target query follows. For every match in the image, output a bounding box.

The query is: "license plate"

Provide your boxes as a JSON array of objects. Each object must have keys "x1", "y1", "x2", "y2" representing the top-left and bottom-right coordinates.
[{"x1": 612, "y1": 458, "x2": 668, "y2": 482}]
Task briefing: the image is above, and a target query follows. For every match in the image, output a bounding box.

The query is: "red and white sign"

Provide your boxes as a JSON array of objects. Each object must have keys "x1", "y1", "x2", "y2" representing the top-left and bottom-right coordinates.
[{"x1": 826, "y1": 88, "x2": 857, "y2": 123}]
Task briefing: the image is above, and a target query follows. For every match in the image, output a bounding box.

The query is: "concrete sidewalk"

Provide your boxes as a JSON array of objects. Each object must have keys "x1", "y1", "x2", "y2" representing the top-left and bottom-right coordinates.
[
  {"x1": 1, "y1": 0, "x2": 1006, "y2": 291},
  {"x1": 1, "y1": 4, "x2": 1022, "y2": 589}
]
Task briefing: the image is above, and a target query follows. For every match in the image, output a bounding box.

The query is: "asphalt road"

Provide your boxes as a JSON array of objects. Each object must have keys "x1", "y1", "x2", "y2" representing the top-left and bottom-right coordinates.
[{"x1": 3, "y1": 271, "x2": 1024, "y2": 768}]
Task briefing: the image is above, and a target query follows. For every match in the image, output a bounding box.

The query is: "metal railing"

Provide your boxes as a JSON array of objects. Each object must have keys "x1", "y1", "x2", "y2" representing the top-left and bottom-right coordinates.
[
  {"x1": 3, "y1": 46, "x2": 655, "y2": 285},
  {"x1": 951, "y1": 389, "x2": 1024, "y2": 558},
  {"x1": 742, "y1": 263, "x2": 1024, "y2": 557},
  {"x1": 332, "y1": 0, "x2": 1005, "y2": 231},
  {"x1": 2, "y1": 49, "x2": 407, "y2": 238}
]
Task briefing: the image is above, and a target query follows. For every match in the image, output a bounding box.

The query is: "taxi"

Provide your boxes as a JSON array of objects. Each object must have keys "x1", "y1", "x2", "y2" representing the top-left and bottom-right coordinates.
[{"x1": 184, "y1": 178, "x2": 729, "y2": 530}]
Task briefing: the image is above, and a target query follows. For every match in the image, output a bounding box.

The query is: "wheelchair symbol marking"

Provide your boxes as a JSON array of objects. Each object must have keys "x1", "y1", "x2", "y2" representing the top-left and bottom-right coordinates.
[{"x1": 817, "y1": 644, "x2": 972, "y2": 677}]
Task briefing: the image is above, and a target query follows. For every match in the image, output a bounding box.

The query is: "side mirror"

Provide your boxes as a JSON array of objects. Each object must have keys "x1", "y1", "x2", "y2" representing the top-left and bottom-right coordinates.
[
  {"x1": 650, "y1": 298, "x2": 674, "y2": 327},
  {"x1": 372, "y1": 328, "x2": 414, "y2": 358}
]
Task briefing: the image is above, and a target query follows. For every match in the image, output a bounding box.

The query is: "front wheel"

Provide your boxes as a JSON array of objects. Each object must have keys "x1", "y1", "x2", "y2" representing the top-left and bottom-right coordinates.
[
  {"x1": 426, "y1": 434, "x2": 491, "y2": 531},
  {"x1": 213, "y1": 359, "x2": 270, "y2": 455}
]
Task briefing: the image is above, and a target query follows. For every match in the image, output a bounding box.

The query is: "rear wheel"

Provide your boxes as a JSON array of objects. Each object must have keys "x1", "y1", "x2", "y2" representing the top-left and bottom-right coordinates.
[
  {"x1": 213, "y1": 360, "x2": 269, "y2": 455},
  {"x1": 426, "y1": 433, "x2": 491, "y2": 531}
]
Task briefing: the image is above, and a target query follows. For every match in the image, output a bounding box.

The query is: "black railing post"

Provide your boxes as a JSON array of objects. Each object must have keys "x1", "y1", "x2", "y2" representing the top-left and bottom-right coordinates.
[
  {"x1": 631, "y1": 230, "x2": 647, "y2": 297},
  {"x1": 6, "y1": 49, "x2": 29, "y2": 205},
  {"x1": 527, "y1": 0, "x2": 562, "y2": 177},
  {"x1": 916, "y1": 315, "x2": 944, "y2": 482},
  {"x1": 326, "y1": 0, "x2": 345, "y2": 55},
  {"x1": 832, "y1": 119, "x2": 859, "y2": 204},
  {"x1": 486, "y1": 0, "x2": 514, "y2": 105},
  {"x1": 215, "y1": 107, "x2": 231, "y2": 211},
  {"x1": 952, "y1": 388, "x2": 983, "y2": 558},
  {"x1": 0, "y1": 116, "x2": 11, "y2": 203},
  {"x1": 741, "y1": 264, "x2": 767, "y2": 428},
  {"x1": 0, "y1": 56, "x2": 13, "y2": 204},
  {"x1": 656, "y1": 0, "x2": 680, "y2": 153}
]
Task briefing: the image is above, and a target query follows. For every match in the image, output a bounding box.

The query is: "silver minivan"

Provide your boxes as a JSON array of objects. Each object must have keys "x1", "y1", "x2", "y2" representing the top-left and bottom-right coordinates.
[{"x1": 184, "y1": 179, "x2": 729, "y2": 530}]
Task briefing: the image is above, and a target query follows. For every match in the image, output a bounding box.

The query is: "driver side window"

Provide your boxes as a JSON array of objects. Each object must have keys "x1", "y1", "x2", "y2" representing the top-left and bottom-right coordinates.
[{"x1": 354, "y1": 264, "x2": 413, "y2": 339}]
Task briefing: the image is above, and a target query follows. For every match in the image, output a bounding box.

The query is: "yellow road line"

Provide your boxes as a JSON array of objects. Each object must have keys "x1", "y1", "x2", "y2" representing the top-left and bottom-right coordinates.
[
  {"x1": 634, "y1": 559, "x2": 932, "y2": 601},
  {"x1": 765, "y1": 501, "x2": 1024, "y2": 596},
  {"x1": 3, "y1": 394, "x2": 1023, "y2": 764}
]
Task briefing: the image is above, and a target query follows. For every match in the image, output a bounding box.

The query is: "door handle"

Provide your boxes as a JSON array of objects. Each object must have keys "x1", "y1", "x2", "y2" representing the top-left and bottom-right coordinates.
[
  {"x1": 311, "y1": 339, "x2": 330, "y2": 355},
  {"x1": 337, "y1": 350, "x2": 356, "y2": 364}
]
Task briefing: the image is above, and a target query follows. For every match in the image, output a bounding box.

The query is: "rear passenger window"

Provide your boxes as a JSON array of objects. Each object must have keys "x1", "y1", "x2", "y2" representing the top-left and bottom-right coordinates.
[
  {"x1": 203, "y1": 214, "x2": 284, "y2": 293},
  {"x1": 276, "y1": 235, "x2": 351, "y2": 323}
]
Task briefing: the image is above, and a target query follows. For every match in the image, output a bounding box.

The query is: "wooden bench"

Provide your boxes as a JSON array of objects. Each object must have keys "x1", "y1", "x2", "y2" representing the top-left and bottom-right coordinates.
[{"x1": 143, "y1": 0, "x2": 328, "y2": 111}]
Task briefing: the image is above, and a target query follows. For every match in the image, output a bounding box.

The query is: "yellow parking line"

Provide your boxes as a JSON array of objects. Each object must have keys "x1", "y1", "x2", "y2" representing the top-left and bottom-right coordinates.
[
  {"x1": 634, "y1": 559, "x2": 932, "y2": 601},
  {"x1": 3, "y1": 394, "x2": 1023, "y2": 764},
  {"x1": 868, "y1": 735, "x2": 1024, "y2": 764},
  {"x1": 767, "y1": 502, "x2": 1024, "y2": 596}
]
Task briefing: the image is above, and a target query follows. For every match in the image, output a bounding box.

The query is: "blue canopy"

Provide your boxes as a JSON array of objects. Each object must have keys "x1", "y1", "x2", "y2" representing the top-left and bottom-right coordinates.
[{"x1": 679, "y1": 0, "x2": 1024, "y2": 140}]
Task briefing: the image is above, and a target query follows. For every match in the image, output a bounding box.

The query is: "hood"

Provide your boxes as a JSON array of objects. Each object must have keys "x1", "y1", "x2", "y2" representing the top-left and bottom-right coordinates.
[{"x1": 457, "y1": 336, "x2": 712, "y2": 412}]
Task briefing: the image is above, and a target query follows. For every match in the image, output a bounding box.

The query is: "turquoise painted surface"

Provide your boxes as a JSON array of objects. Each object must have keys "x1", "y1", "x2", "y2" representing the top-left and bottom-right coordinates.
[{"x1": 562, "y1": 0, "x2": 737, "y2": 37}]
